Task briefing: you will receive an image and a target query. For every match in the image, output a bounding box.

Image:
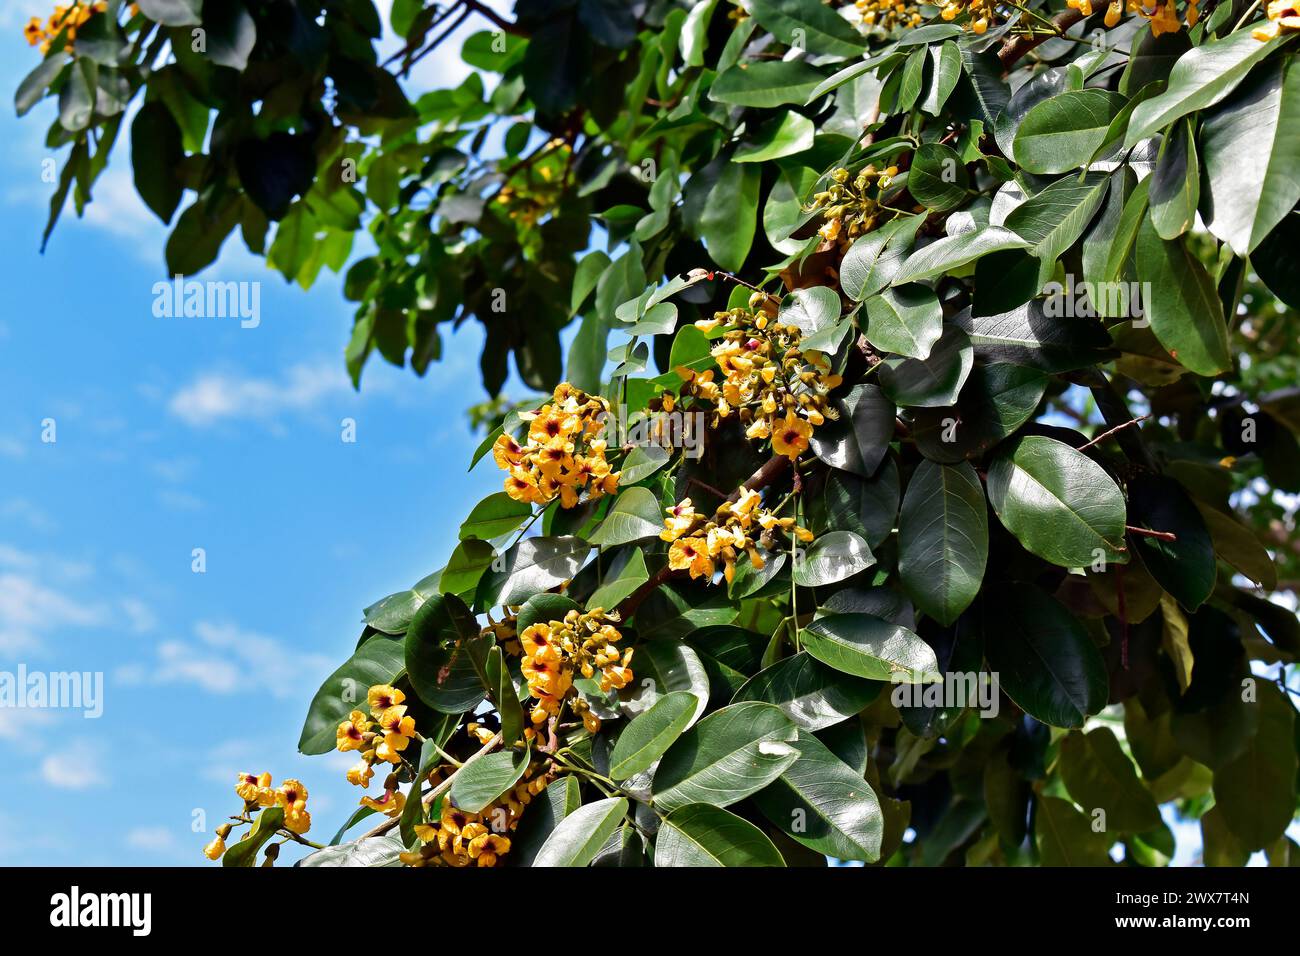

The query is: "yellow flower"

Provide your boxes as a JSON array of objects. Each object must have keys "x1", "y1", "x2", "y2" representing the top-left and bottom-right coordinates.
[
  {"x1": 284, "y1": 809, "x2": 311, "y2": 835},
  {"x1": 367, "y1": 684, "x2": 404, "y2": 717},
  {"x1": 360, "y1": 789, "x2": 406, "y2": 817},
  {"x1": 336, "y1": 709, "x2": 370, "y2": 752},
  {"x1": 660, "y1": 498, "x2": 700, "y2": 541},
  {"x1": 346, "y1": 760, "x2": 374, "y2": 788},
  {"x1": 771, "y1": 412, "x2": 812, "y2": 459},
  {"x1": 235, "y1": 771, "x2": 273, "y2": 804},
  {"x1": 24, "y1": 16, "x2": 45, "y2": 44},
  {"x1": 520, "y1": 623, "x2": 561, "y2": 662},
  {"x1": 276, "y1": 779, "x2": 308, "y2": 815},
  {"x1": 492, "y1": 433, "x2": 527, "y2": 469},
  {"x1": 413, "y1": 823, "x2": 439, "y2": 843},
  {"x1": 468, "y1": 832, "x2": 511, "y2": 867},
  {"x1": 203, "y1": 835, "x2": 226, "y2": 861},
  {"x1": 669, "y1": 536, "x2": 715, "y2": 580}
]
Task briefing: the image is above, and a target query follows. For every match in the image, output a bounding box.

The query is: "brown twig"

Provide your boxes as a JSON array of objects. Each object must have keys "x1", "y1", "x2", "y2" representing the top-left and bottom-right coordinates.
[
  {"x1": 998, "y1": 9, "x2": 1085, "y2": 69},
  {"x1": 465, "y1": 0, "x2": 529, "y2": 37},
  {"x1": 1126, "y1": 525, "x2": 1178, "y2": 542},
  {"x1": 1079, "y1": 415, "x2": 1150, "y2": 451},
  {"x1": 360, "y1": 732, "x2": 502, "y2": 840}
]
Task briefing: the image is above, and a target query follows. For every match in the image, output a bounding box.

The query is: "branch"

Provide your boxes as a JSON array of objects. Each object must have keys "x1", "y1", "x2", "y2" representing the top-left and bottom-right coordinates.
[
  {"x1": 360, "y1": 732, "x2": 502, "y2": 840},
  {"x1": 998, "y1": 9, "x2": 1085, "y2": 69},
  {"x1": 465, "y1": 0, "x2": 528, "y2": 37},
  {"x1": 1126, "y1": 525, "x2": 1178, "y2": 542},
  {"x1": 1079, "y1": 415, "x2": 1149, "y2": 451},
  {"x1": 1088, "y1": 372, "x2": 1157, "y2": 470}
]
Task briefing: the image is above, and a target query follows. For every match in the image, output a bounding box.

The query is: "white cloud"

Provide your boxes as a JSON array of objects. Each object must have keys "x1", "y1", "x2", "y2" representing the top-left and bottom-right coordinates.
[
  {"x1": 167, "y1": 360, "x2": 353, "y2": 427},
  {"x1": 0, "y1": 572, "x2": 104, "y2": 655},
  {"x1": 120, "y1": 597, "x2": 157, "y2": 634},
  {"x1": 123, "y1": 620, "x2": 330, "y2": 698},
  {"x1": 40, "y1": 741, "x2": 107, "y2": 790},
  {"x1": 124, "y1": 826, "x2": 178, "y2": 853}
]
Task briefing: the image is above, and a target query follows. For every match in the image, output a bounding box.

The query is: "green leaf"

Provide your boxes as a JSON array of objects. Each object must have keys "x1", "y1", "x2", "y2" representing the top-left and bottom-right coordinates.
[
  {"x1": 889, "y1": 226, "x2": 1028, "y2": 285},
  {"x1": 298, "y1": 834, "x2": 405, "y2": 867},
  {"x1": 817, "y1": 457, "x2": 899, "y2": 550},
  {"x1": 485, "y1": 645, "x2": 524, "y2": 747},
  {"x1": 15, "y1": 54, "x2": 67, "y2": 117},
  {"x1": 1124, "y1": 29, "x2": 1285, "y2": 147},
  {"x1": 1035, "y1": 796, "x2": 1113, "y2": 866},
  {"x1": 1127, "y1": 474, "x2": 1215, "y2": 611},
  {"x1": 709, "y1": 60, "x2": 827, "y2": 108},
  {"x1": 733, "y1": 651, "x2": 880, "y2": 731},
  {"x1": 907, "y1": 363, "x2": 1048, "y2": 464},
  {"x1": 618, "y1": 640, "x2": 710, "y2": 726},
  {"x1": 748, "y1": 0, "x2": 866, "y2": 58},
  {"x1": 652, "y1": 701, "x2": 799, "y2": 811},
  {"x1": 449, "y1": 747, "x2": 529, "y2": 814},
  {"x1": 878, "y1": 325, "x2": 973, "y2": 408},
  {"x1": 459, "y1": 493, "x2": 532, "y2": 541},
  {"x1": 618, "y1": 443, "x2": 671, "y2": 485},
  {"x1": 801, "y1": 614, "x2": 940, "y2": 684},
  {"x1": 1013, "y1": 89, "x2": 1127, "y2": 174},
  {"x1": 609, "y1": 691, "x2": 699, "y2": 780},
  {"x1": 984, "y1": 585, "x2": 1108, "y2": 728},
  {"x1": 753, "y1": 730, "x2": 883, "y2": 862},
  {"x1": 136, "y1": 0, "x2": 202, "y2": 26},
  {"x1": 1003, "y1": 172, "x2": 1110, "y2": 265},
  {"x1": 1148, "y1": 117, "x2": 1199, "y2": 240},
  {"x1": 791, "y1": 530, "x2": 874, "y2": 587},
  {"x1": 681, "y1": 0, "x2": 719, "y2": 67},
  {"x1": 1196, "y1": 502, "x2": 1277, "y2": 590},
  {"x1": 840, "y1": 215, "x2": 924, "y2": 301},
  {"x1": 697, "y1": 160, "x2": 760, "y2": 272},
  {"x1": 734, "y1": 112, "x2": 815, "y2": 163},
  {"x1": 810, "y1": 383, "x2": 895, "y2": 477},
  {"x1": 587, "y1": 487, "x2": 663, "y2": 548},
  {"x1": 863, "y1": 284, "x2": 943, "y2": 359},
  {"x1": 511, "y1": 776, "x2": 583, "y2": 866},
  {"x1": 440, "y1": 539, "x2": 495, "y2": 598},
  {"x1": 587, "y1": 549, "x2": 650, "y2": 609},
  {"x1": 986, "y1": 435, "x2": 1127, "y2": 568},
  {"x1": 908, "y1": 143, "x2": 968, "y2": 212},
  {"x1": 1200, "y1": 57, "x2": 1300, "y2": 255},
  {"x1": 779, "y1": 285, "x2": 841, "y2": 338},
  {"x1": 516, "y1": 592, "x2": 580, "y2": 633},
  {"x1": 1212, "y1": 684, "x2": 1298, "y2": 851},
  {"x1": 954, "y1": 301, "x2": 1111, "y2": 373},
  {"x1": 405, "y1": 595, "x2": 488, "y2": 714},
  {"x1": 898, "y1": 460, "x2": 987, "y2": 627},
  {"x1": 223, "y1": 807, "x2": 285, "y2": 867},
  {"x1": 533, "y1": 797, "x2": 629, "y2": 866},
  {"x1": 298, "y1": 635, "x2": 404, "y2": 754},
  {"x1": 921, "y1": 42, "x2": 961, "y2": 117},
  {"x1": 655, "y1": 804, "x2": 786, "y2": 866},
  {"x1": 475, "y1": 536, "x2": 590, "y2": 609},
  {"x1": 1135, "y1": 214, "x2": 1231, "y2": 376}
]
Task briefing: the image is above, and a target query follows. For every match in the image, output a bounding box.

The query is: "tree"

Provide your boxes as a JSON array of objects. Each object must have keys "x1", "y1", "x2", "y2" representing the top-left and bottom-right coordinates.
[{"x1": 17, "y1": 0, "x2": 1300, "y2": 868}]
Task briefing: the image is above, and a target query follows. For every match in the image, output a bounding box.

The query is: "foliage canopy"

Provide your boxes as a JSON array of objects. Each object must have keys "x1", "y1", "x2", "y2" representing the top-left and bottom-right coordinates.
[{"x1": 18, "y1": 0, "x2": 1300, "y2": 867}]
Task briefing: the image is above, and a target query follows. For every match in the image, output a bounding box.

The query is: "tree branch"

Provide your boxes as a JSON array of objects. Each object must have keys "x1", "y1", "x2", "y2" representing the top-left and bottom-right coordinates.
[
  {"x1": 998, "y1": 9, "x2": 1085, "y2": 69},
  {"x1": 360, "y1": 732, "x2": 502, "y2": 840}
]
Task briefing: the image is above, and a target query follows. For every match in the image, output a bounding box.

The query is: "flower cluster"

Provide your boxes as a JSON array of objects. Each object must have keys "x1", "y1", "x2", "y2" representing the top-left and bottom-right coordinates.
[
  {"x1": 334, "y1": 684, "x2": 423, "y2": 820},
  {"x1": 203, "y1": 773, "x2": 312, "y2": 862},
  {"x1": 854, "y1": 0, "x2": 924, "y2": 31},
  {"x1": 493, "y1": 383, "x2": 619, "y2": 509},
  {"x1": 22, "y1": 2, "x2": 118, "y2": 54},
  {"x1": 518, "y1": 608, "x2": 633, "y2": 727},
  {"x1": 1253, "y1": 0, "x2": 1297, "y2": 40},
  {"x1": 938, "y1": 0, "x2": 1003, "y2": 32},
  {"x1": 402, "y1": 765, "x2": 552, "y2": 868},
  {"x1": 808, "y1": 165, "x2": 900, "y2": 243},
  {"x1": 683, "y1": 303, "x2": 842, "y2": 460},
  {"x1": 661, "y1": 489, "x2": 813, "y2": 584}
]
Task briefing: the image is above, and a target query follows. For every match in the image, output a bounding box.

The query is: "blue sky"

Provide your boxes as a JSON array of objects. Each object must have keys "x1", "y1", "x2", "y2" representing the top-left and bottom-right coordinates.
[{"x1": 0, "y1": 2, "x2": 513, "y2": 864}]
